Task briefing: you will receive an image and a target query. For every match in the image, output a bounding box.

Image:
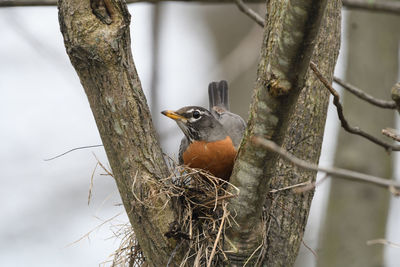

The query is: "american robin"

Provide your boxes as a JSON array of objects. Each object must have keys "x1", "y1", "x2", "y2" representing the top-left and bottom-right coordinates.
[{"x1": 161, "y1": 80, "x2": 246, "y2": 181}]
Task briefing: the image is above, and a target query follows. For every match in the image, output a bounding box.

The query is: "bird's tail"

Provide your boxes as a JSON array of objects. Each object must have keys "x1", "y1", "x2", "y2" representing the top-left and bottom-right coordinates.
[{"x1": 208, "y1": 80, "x2": 229, "y2": 111}]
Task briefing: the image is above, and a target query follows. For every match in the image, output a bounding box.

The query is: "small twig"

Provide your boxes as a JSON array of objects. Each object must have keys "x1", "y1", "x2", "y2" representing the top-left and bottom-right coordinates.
[
  {"x1": 293, "y1": 174, "x2": 329, "y2": 193},
  {"x1": 94, "y1": 153, "x2": 113, "y2": 176},
  {"x1": 252, "y1": 136, "x2": 400, "y2": 193},
  {"x1": 88, "y1": 162, "x2": 99, "y2": 205},
  {"x1": 367, "y1": 238, "x2": 400, "y2": 249},
  {"x1": 382, "y1": 128, "x2": 400, "y2": 142},
  {"x1": 302, "y1": 240, "x2": 318, "y2": 258},
  {"x1": 310, "y1": 61, "x2": 400, "y2": 152},
  {"x1": 66, "y1": 212, "x2": 122, "y2": 247},
  {"x1": 202, "y1": 194, "x2": 236, "y2": 206},
  {"x1": 269, "y1": 181, "x2": 311, "y2": 193},
  {"x1": 243, "y1": 242, "x2": 263, "y2": 266},
  {"x1": 333, "y1": 76, "x2": 397, "y2": 109},
  {"x1": 234, "y1": 0, "x2": 264, "y2": 27},
  {"x1": 44, "y1": 144, "x2": 103, "y2": 161}
]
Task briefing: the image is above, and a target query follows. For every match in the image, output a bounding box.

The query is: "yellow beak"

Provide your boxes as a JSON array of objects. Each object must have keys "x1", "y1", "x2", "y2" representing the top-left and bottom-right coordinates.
[{"x1": 161, "y1": 110, "x2": 187, "y2": 121}]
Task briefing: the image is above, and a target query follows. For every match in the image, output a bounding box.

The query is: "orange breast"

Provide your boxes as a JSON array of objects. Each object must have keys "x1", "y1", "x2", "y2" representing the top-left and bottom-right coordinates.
[{"x1": 182, "y1": 136, "x2": 237, "y2": 180}]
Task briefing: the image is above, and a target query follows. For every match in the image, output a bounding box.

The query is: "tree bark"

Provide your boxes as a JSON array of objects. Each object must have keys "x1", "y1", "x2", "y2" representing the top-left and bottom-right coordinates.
[
  {"x1": 258, "y1": 1, "x2": 341, "y2": 265},
  {"x1": 222, "y1": 1, "x2": 341, "y2": 266},
  {"x1": 58, "y1": 1, "x2": 177, "y2": 266}
]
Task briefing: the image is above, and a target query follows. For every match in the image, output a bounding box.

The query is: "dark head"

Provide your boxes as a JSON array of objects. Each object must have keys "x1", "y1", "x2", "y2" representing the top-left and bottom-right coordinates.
[{"x1": 161, "y1": 106, "x2": 228, "y2": 143}]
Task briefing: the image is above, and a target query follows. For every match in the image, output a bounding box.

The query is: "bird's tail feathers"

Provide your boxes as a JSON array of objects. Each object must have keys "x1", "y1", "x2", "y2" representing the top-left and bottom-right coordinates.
[{"x1": 208, "y1": 80, "x2": 229, "y2": 111}]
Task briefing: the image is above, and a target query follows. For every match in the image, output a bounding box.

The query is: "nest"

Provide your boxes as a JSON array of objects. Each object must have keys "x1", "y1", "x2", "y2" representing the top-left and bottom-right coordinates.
[{"x1": 110, "y1": 163, "x2": 239, "y2": 266}]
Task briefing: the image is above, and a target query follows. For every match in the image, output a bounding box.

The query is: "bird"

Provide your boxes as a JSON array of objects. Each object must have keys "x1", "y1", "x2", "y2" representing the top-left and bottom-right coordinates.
[{"x1": 161, "y1": 80, "x2": 246, "y2": 181}]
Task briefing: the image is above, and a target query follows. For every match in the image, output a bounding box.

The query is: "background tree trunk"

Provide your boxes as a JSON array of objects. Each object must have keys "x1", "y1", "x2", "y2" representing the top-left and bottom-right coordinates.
[{"x1": 318, "y1": 6, "x2": 400, "y2": 267}]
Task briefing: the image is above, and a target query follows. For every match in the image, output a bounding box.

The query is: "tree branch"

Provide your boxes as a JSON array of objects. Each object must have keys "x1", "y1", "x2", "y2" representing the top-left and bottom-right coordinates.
[
  {"x1": 225, "y1": 0, "x2": 329, "y2": 262},
  {"x1": 382, "y1": 128, "x2": 400, "y2": 142},
  {"x1": 234, "y1": 0, "x2": 264, "y2": 27},
  {"x1": 253, "y1": 137, "x2": 400, "y2": 193},
  {"x1": 333, "y1": 76, "x2": 397, "y2": 109},
  {"x1": 0, "y1": 0, "x2": 399, "y2": 17},
  {"x1": 367, "y1": 239, "x2": 400, "y2": 248},
  {"x1": 310, "y1": 61, "x2": 400, "y2": 152},
  {"x1": 58, "y1": 0, "x2": 177, "y2": 265}
]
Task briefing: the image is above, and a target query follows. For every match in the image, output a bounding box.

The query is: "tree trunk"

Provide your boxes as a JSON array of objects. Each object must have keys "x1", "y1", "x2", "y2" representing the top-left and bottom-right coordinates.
[
  {"x1": 318, "y1": 6, "x2": 399, "y2": 267},
  {"x1": 224, "y1": 0, "x2": 341, "y2": 265},
  {"x1": 58, "y1": 1, "x2": 177, "y2": 265},
  {"x1": 258, "y1": 1, "x2": 341, "y2": 265}
]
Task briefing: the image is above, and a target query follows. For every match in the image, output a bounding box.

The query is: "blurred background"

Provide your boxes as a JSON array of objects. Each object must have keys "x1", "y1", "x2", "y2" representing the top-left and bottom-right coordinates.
[{"x1": 0, "y1": 2, "x2": 399, "y2": 266}]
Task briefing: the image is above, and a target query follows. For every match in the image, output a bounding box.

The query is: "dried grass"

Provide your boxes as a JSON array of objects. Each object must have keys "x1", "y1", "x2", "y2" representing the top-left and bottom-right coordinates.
[{"x1": 97, "y1": 157, "x2": 239, "y2": 266}]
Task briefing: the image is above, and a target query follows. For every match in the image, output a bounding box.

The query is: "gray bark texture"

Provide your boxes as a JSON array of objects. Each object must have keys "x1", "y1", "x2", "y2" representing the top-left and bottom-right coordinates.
[
  {"x1": 58, "y1": 1, "x2": 177, "y2": 266},
  {"x1": 225, "y1": 1, "x2": 340, "y2": 265},
  {"x1": 58, "y1": 0, "x2": 341, "y2": 266},
  {"x1": 318, "y1": 6, "x2": 399, "y2": 267},
  {"x1": 259, "y1": 1, "x2": 341, "y2": 266}
]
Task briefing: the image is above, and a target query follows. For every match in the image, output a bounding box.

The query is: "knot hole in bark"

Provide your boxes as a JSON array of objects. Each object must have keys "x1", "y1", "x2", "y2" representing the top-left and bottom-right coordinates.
[{"x1": 91, "y1": 0, "x2": 113, "y2": 25}]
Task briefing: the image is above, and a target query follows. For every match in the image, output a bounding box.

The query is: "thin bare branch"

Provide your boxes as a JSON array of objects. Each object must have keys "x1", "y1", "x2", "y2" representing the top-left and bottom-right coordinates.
[
  {"x1": 382, "y1": 128, "x2": 400, "y2": 142},
  {"x1": 293, "y1": 174, "x2": 330, "y2": 193},
  {"x1": 333, "y1": 76, "x2": 397, "y2": 109},
  {"x1": 252, "y1": 136, "x2": 400, "y2": 193},
  {"x1": 302, "y1": 240, "x2": 318, "y2": 258},
  {"x1": 310, "y1": 61, "x2": 400, "y2": 152},
  {"x1": 2, "y1": 0, "x2": 400, "y2": 16},
  {"x1": 44, "y1": 144, "x2": 103, "y2": 161},
  {"x1": 234, "y1": 0, "x2": 264, "y2": 27},
  {"x1": 367, "y1": 239, "x2": 400, "y2": 248},
  {"x1": 342, "y1": 0, "x2": 400, "y2": 15},
  {"x1": 269, "y1": 181, "x2": 311, "y2": 193}
]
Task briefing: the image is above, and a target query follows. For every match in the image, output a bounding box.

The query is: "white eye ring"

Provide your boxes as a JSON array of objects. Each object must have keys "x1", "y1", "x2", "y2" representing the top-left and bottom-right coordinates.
[{"x1": 193, "y1": 110, "x2": 201, "y2": 119}]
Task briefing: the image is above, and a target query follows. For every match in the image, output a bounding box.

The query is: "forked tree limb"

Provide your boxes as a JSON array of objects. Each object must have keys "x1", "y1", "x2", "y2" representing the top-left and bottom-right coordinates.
[
  {"x1": 235, "y1": 0, "x2": 399, "y2": 153},
  {"x1": 310, "y1": 61, "x2": 400, "y2": 152}
]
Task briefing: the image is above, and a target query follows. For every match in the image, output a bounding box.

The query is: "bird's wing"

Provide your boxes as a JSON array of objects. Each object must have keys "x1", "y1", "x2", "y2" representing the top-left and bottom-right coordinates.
[
  {"x1": 217, "y1": 111, "x2": 246, "y2": 148},
  {"x1": 178, "y1": 136, "x2": 189, "y2": 165}
]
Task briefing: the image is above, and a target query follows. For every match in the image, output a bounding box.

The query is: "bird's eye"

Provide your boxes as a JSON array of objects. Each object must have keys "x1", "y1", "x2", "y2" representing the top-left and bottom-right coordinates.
[{"x1": 192, "y1": 110, "x2": 201, "y2": 119}]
